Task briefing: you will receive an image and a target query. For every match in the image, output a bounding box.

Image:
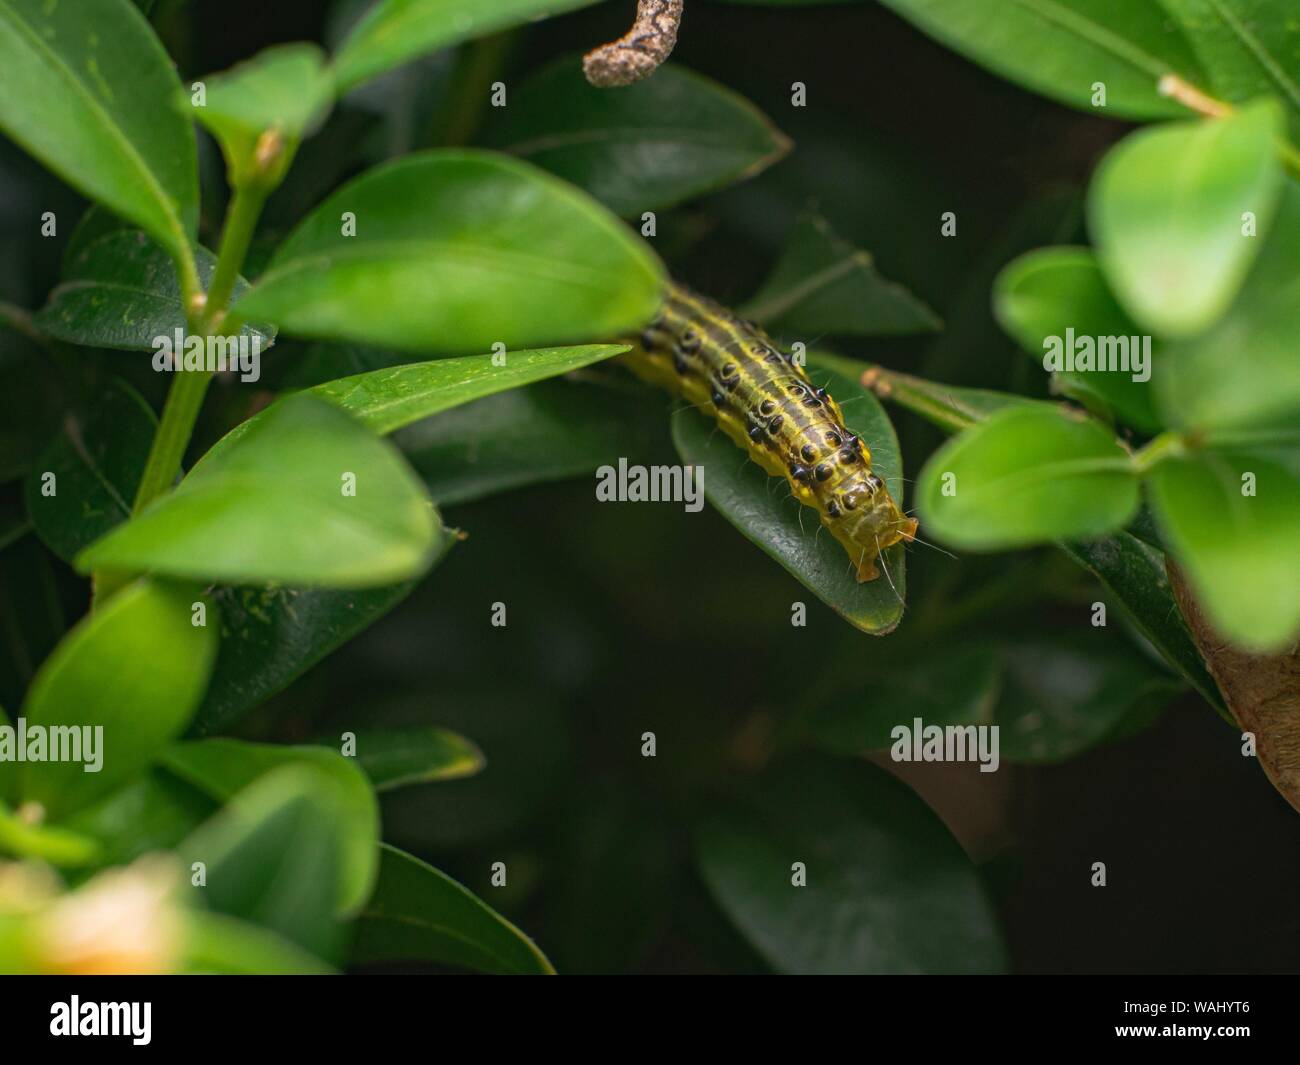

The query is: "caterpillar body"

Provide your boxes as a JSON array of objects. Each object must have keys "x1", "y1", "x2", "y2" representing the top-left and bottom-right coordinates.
[{"x1": 624, "y1": 283, "x2": 917, "y2": 582}]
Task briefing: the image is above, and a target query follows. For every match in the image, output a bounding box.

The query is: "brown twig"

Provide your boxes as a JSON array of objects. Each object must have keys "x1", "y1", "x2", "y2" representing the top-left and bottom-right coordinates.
[{"x1": 583, "y1": 0, "x2": 683, "y2": 88}]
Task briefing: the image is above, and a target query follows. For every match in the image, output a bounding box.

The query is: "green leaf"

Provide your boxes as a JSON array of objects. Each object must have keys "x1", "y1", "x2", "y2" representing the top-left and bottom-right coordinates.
[
  {"x1": 233, "y1": 150, "x2": 664, "y2": 354},
  {"x1": 916, "y1": 405, "x2": 1140, "y2": 549},
  {"x1": 672, "y1": 354, "x2": 908, "y2": 635},
  {"x1": 23, "y1": 378, "x2": 155, "y2": 563},
  {"x1": 396, "y1": 374, "x2": 663, "y2": 506},
  {"x1": 1164, "y1": 0, "x2": 1300, "y2": 139},
  {"x1": 78, "y1": 395, "x2": 444, "y2": 587},
  {"x1": 332, "y1": 0, "x2": 600, "y2": 92},
  {"x1": 17, "y1": 580, "x2": 217, "y2": 819},
  {"x1": 1147, "y1": 448, "x2": 1300, "y2": 651},
  {"x1": 334, "y1": 726, "x2": 485, "y2": 791},
  {"x1": 35, "y1": 229, "x2": 274, "y2": 352},
  {"x1": 308, "y1": 344, "x2": 629, "y2": 435},
  {"x1": 994, "y1": 246, "x2": 1161, "y2": 431},
  {"x1": 0, "y1": 0, "x2": 197, "y2": 261},
  {"x1": 61, "y1": 771, "x2": 215, "y2": 867},
  {"x1": 352, "y1": 843, "x2": 554, "y2": 974},
  {"x1": 864, "y1": 364, "x2": 1042, "y2": 435},
  {"x1": 1090, "y1": 100, "x2": 1284, "y2": 337},
  {"x1": 183, "y1": 911, "x2": 334, "y2": 974},
  {"x1": 741, "y1": 213, "x2": 941, "y2": 337},
  {"x1": 163, "y1": 738, "x2": 379, "y2": 914},
  {"x1": 1156, "y1": 181, "x2": 1300, "y2": 431},
  {"x1": 695, "y1": 754, "x2": 1006, "y2": 974},
  {"x1": 994, "y1": 631, "x2": 1182, "y2": 762},
  {"x1": 177, "y1": 765, "x2": 345, "y2": 959},
  {"x1": 803, "y1": 646, "x2": 1001, "y2": 754},
  {"x1": 879, "y1": 0, "x2": 1207, "y2": 120},
  {"x1": 1058, "y1": 532, "x2": 1224, "y2": 712},
  {"x1": 485, "y1": 57, "x2": 790, "y2": 217},
  {"x1": 181, "y1": 44, "x2": 334, "y2": 187},
  {"x1": 191, "y1": 580, "x2": 421, "y2": 737}
]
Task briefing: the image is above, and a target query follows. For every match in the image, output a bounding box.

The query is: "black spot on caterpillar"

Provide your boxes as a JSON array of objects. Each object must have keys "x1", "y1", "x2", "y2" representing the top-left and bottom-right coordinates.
[{"x1": 623, "y1": 282, "x2": 917, "y2": 581}]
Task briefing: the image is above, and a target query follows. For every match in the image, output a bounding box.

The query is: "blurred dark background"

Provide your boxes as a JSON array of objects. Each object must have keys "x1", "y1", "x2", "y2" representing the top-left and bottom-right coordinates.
[{"x1": 4, "y1": 0, "x2": 1298, "y2": 973}]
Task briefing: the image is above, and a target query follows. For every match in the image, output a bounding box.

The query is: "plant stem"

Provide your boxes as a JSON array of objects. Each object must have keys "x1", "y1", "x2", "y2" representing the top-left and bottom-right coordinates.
[
  {"x1": 204, "y1": 186, "x2": 266, "y2": 324},
  {"x1": 1158, "y1": 74, "x2": 1300, "y2": 179},
  {"x1": 1132, "y1": 431, "x2": 1187, "y2": 475}
]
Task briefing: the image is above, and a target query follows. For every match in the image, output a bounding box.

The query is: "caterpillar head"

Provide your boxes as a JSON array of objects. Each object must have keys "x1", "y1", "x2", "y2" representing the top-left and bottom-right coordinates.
[{"x1": 832, "y1": 474, "x2": 918, "y2": 583}]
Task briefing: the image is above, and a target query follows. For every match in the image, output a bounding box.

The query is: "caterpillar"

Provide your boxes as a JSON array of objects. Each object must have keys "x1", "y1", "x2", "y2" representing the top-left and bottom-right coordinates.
[{"x1": 624, "y1": 283, "x2": 918, "y2": 582}]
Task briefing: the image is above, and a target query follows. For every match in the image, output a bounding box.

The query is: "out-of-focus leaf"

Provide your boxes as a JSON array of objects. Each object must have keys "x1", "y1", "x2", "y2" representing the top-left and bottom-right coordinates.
[
  {"x1": 672, "y1": 354, "x2": 908, "y2": 635},
  {"x1": 163, "y1": 738, "x2": 379, "y2": 914},
  {"x1": 177, "y1": 765, "x2": 345, "y2": 959},
  {"x1": 803, "y1": 646, "x2": 1001, "y2": 753},
  {"x1": 23, "y1": 378, "x2": 155, "y2": 563},
  {"x1": 332, "y1": 0, "x2": 599, "y2": 91},
  {"x1": 994, "y1": 246, "x2": 1161, "y2": 431},
  {"x1": 0, "y1": 802, "x2": 101, "y2": 866},
  {"x1": 61, "y1": 771, "x2": 216, "y2": 867},
  {"x1": 351, "y1": 843, "x2": 554, "y2": 974},
  {"x1": 78, "y1": 396, "x2": 444, "y2": 588},
  {"x1": 1157, "y1": 182, "x2": 1300, "y2": 431},
  {"x1": 486, "y1": 58, "x2": 790, "y2": 217},
  {"x1": 1148, "y1": 448, "x2": 1300, "y2": 652},
  {"x1": 742, "y1": 212, "x2": 940, "y2": 337},
  {"x1": 916, "y1": 405, "x2": 1139, "y2": 549},
  {"x1": 695, "y1": 753, "x2": 1006, "y2": 974},
  {"x1": 183, "y1": 911, "x2": 334, "y2": 974},
  {"x1": 233, "y1": 150, "x2": 664, "y2": 354},
  {"x1": 328, "y1": 726, "x2": 485, "y2": 791},
  {"x1": 18, "y1": 580, "x2": 217, "y2": 819},
  {"x1": 1090, "y1": 100, "x2": 1283, "y2": 337}
]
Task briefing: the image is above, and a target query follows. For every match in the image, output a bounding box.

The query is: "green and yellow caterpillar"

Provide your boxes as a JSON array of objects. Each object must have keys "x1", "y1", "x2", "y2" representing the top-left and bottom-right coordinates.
[{"x1": 624, "y1": 282, "x2": 917, "y2": 581}]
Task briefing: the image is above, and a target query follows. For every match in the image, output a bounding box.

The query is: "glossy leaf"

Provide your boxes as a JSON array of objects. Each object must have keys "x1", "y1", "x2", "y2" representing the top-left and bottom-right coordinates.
[
  {"x1": 35, "y1": 229, "x2": 273, "y2": 351},
  {"x1": 879, "y1": 0, "x2": 1206, "y2": 120},
  {"x1": 163, "y1": 738, "x2": 379, "y2": 914},
  {"x1": 18, "y1": 580, "x2": 217, "y2": 819},
  {"x1": 182, "y1": 44, "x2": 333, "y2": 186},
  {"x1": 0, "y1": 0, "x2": 196, "y2": 260},
  {"x1": 332, "y1": 0, "x2": 600, "y2": 91},
  {"x1": 1147, "y1": 448, "x2": 1300, "y2": 651},
  {"x1": 234, "y1": 150, "x2": 663, "y2": 354},
  {"x1": 23, "y1": 378, "x2": 155, "y2": 563},
  {"x1": 396, "y1": 374, "x2": 663, "y2": 506},
  {"x1": 741, "y1": 212, "x2": 940, "y2": 337},
  {"x1": 695, "y1": 754, "x2": 1006, "y2": 974},
  {"x1": 1164, "y1": 0, "x2": 1300, "y2": 138},
  {"x1": 486, "y1": 58, "x2": 790, "y2": 216},
  {"x1": 672, "y1": 354, "x2": 908, "y2": 635},
  {"x1": 338, "y1": 726, "x2": 485, "y2": 791},
  {"x1": 78, "y1": 395, "x2": 444, "y2": 588},
  {"x1": 1059, "y1": 532, "x2": 1223, "y2": 712},
  {"x1": 916, "y1": 405, "x2": 1140, "y2": 549},
  {"x1": 177, "y1": 765, "x2": 345, "y2": 959},
  {"x1": 309, "y1": 344, "x2": 629, "y2": 435},
  {"x1": 192, "y1": 580, "x2": 421, "y2": 737},
  {"x1": 994, "y1": 246, "x2": 1161, "y2": 430},
  {"x1": 351, "y1": 843, "x2": 554, "y2": 974},
  {"x1": 1090, "y1": 100, "x2": 1283, "y2": 337}
]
